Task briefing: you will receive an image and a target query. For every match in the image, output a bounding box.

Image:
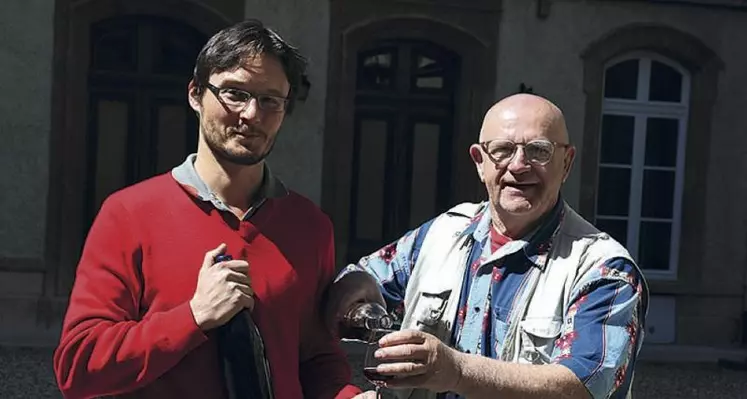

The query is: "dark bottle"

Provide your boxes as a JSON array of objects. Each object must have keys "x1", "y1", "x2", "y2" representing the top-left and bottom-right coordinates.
[
  {"x1": 214, "y1": 254, "x2": 274, "y2": 399},
  {"x1": 341, "y1": 302, "x2": 394, "y2": 340}
]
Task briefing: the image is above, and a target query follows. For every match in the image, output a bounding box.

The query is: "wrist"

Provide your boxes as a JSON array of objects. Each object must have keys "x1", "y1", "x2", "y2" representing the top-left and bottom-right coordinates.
[
  {"x1": 449, "y1": 348, "x2": 469, "y2": 394},
  {"x1": 189, "y1": 299, "x2": 210, "y2": 331}
]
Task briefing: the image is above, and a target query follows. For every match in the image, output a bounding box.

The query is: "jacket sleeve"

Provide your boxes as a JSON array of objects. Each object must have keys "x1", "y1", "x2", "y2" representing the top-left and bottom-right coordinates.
[
  {"x1": 53, "y1": 196, "x2": 208, "y2": 399},
  {"x1": 334, "y1": 218, "x2": 436, "y2": 318},
  {"x1": 552, "y1": 257, "x2": 648, "y2": 399},
  {"x1": 299, "y1": 218, "x2": 362, "y2": 398}
]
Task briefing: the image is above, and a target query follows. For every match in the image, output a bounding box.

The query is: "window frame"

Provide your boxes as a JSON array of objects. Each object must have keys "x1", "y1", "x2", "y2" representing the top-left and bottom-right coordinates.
[{"x1": 596, "y1": 52, "x2": 691, "y2": 280}]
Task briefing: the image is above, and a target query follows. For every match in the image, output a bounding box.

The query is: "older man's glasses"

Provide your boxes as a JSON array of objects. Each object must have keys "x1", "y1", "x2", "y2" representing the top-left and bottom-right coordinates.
[
  {"x1": 479, "y1": 139, "x2": 571, "y2": 166},
  {"x1": 205, "y1": 83, "x2": 288, "y2": 113}
]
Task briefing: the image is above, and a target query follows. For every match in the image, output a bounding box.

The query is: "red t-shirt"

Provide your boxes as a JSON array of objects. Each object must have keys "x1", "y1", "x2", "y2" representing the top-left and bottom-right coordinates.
[{"x1": 490, "y1": 224, "x2": 512, "y2": 253}]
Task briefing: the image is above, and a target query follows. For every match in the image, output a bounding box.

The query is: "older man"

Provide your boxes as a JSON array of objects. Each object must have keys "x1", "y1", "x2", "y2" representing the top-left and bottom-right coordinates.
[{"x1": 327, "y1": 94, "x2": 648, "y2": 399}]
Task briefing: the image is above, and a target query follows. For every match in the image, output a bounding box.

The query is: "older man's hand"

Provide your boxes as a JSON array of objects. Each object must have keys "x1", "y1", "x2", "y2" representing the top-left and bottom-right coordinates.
[{"x1": 373, "y1": 330, "x2": 464, "y2": 393}]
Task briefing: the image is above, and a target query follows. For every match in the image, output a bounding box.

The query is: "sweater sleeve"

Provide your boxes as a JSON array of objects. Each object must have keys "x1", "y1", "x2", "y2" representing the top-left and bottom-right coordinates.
[
  {"x1": 299, "y1": 218, "x2": 362, "y2": 399},
  {"x1": 53, "y1": 196, "x2": 209, "y2": 399}
]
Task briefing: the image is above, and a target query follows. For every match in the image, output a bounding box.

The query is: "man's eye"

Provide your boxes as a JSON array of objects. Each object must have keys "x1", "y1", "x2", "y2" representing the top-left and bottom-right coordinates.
[
  {"x1": 222, "y1": 89, "x2": 249, "y2": 102},
  {"x1": 491, "y1": 145, "x2": 514, "y2": 157},
  {"x1": 258, "y1": 96, "x2": 283, "y2": 109}
]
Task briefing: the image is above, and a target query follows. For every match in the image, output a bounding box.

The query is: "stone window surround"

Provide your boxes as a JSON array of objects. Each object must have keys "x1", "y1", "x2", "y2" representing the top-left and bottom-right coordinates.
[{"x1": 580, "y1": 23, "x2": 723, "y2": 294}]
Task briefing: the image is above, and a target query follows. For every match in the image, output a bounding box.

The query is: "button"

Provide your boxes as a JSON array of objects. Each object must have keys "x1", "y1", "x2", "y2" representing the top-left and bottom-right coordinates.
[
  {"x1": 465, "y1": 350, "x2": 471, "y2": 354},
  {"x1": 474, "y1": 307, "x2": 481, "y2": 312}
]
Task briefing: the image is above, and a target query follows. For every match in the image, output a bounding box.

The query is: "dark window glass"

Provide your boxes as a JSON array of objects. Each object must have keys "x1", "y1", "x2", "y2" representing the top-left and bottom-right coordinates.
[
  {"x1": 597, "y1": 167, "x2": 631, "y2": 216},
  {"x1": 595, "y1": 218, "x2": 628, "y2": 247},
  {"x1": 649, "y1": 60, "x2": 683, "y2": 102},
  {"x1": 604, "y1": 59, "x2": 639, "y2": 100},
  {"x1": 642, "y1": 170, "x2": 675, "y2": 219},
  {"x1": 600, "y1": 114, "x2": 635, "y2": 165},
  {"x1": 645, "y1": 118, "x2": 679, "y2": 167},
  {"x1": 357, "y1": 49, "x2": 397, "y2": 90},
  {"x1": 638, "y1": 221, "x2": 672, "y2": 270}
]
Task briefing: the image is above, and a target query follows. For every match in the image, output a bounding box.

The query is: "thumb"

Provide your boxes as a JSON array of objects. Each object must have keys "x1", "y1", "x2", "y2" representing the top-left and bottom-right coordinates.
[{"x1": 202, "y1": 243, "x2": 227, "y2": 268}]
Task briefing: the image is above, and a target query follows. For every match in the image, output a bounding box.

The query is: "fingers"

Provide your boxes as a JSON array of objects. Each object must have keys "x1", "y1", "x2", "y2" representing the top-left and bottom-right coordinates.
[
  {"x1": 239, "y1": 292, "x2": 255, "y2": 311},
  {"x1": 202, "y1": 243, "x2": 227, "y2": 268},
  {"x1": 376, "y1": 361, "x2": 428, "y2": 379},
  {"x1": 374, "y1": 343, "x2": 428, "y2": 362},
  {"x1": 232, "y1": 282, "x2": 254, "y2": 296},
  {"x1": 226, "y1": 272, "x2": 252, "y2": 287},
  {"x1": 378, "y1": 330, "x2": 427, "y2": 347},
  {"x1": 220, "y1": 259, "x2": 249, "y2": 273}
]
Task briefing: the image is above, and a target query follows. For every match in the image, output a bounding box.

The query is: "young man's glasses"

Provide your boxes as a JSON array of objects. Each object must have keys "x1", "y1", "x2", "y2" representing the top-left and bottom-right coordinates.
[
  {"x1": 479, "y1": 139, "x2": 571, "y2": 166},
  {"x1": 205, "y1": 83, "x2": 289, "y2": 113}
]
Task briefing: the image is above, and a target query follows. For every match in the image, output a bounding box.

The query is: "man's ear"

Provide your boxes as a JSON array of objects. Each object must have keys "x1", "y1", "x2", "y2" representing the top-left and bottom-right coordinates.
[
  {"x1": 562, "y1": 146, "x2": 576, "y2": 183},
  {"x1": 469, "y1": 144, "x2": 485, "y2": 183},
  {"x1": 187, "y1": 79, "x2": 202, "y2": 114}
]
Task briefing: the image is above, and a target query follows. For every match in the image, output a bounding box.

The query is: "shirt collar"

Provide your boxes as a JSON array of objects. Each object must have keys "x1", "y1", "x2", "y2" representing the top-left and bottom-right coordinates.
[
  {"x1": 171, "y1": 153, "x2": 288, "y2": 210},
  {"x1": 462, "y1": 198, "x2": 566, "y2": 271}
]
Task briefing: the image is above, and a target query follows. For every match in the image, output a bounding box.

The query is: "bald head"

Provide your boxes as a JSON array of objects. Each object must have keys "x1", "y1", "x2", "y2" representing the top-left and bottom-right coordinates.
[{"x1": 479, "y1": 94, "x2": 569, "y2": 144}]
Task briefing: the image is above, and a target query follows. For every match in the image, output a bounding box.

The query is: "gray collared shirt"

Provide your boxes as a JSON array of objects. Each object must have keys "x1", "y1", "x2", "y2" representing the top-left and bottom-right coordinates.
[{"x1": 172, "y1": 154, "x2": 288, "y2": 220}]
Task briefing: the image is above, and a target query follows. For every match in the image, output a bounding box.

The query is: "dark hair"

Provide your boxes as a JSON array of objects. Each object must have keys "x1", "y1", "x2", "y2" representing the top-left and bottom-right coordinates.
[{"x1": 192, "y1": 19, "x2": 307, "y2": 113}]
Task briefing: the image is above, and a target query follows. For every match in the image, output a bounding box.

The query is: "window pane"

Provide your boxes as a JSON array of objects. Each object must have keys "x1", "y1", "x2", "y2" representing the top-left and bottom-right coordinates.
[
  {"x1": 597, "y1": 167, "x2": 631, "y2": 217},
  {"x1": 642, "y1": 170, "x2": 675, "y2": 219},
  {"x1": 93, "y1": 100, "x2": 130, "y2": 214},
  {"x1": 156, "y1": 104, "x2": 187, "y2": 174},
  {"x1": 600, "y1": 115, "x2": 634, "y2": 164},
  {"x1": 357, "y1": 49, "x2": 396, "y2": 90},
  {"x1": 638, "y1": 221, "x2": 672, "y2": 270},
  {"x1": 604, "y1": 59, "x2": 639, "y2": 100},
  {"x1": 645, "y1": 118, "x2": 679, "y2": 167},
  {"x1": 354, "y1": 119, "x2": 389, "y2": 240},
  {"x1": 413, "y1": 54, "x2": 445, "y2": 90},
  {"x1": 409, "y1": 123, "x2": 441, "y2": 227},
  {"x1": 91, "y1": 25, "x2": 138, "y2": 72},
  {"x1": 595, "y1": 218, "x2": 628, "y2": 247},
  {"x1": 153, "y1": 24, "x2": 204, "y2": 76},
  {"x1": 649, "y1": 61, "x2": 683, "y2": 102}
]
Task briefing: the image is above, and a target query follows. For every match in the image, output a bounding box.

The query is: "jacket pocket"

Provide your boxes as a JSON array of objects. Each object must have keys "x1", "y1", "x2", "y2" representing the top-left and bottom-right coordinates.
[
  {"x1": 518, "y1": 317, "x2": 562, "y2": 364},
  {"x1": 412, "y1": 290, "x2": 451, "y2": 330}
]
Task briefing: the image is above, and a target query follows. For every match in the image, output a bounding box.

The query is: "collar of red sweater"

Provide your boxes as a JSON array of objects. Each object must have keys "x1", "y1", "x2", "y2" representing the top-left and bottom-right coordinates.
[{"x1": 171, "y1": 153, "x2": 288, "y2": 214}]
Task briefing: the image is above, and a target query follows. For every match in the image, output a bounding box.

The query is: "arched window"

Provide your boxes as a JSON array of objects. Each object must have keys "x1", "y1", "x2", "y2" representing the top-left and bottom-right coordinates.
[
  {"x1": 51, "y1": 0, "x2": 236, "y2": 295},
  {"x1": 595, "y1": 54, "x2": 690, "y2": 279},
  {"x1": 580, "y1": 24, "x2": 722, "y2": 290},
  {"x1": 323, "y1": 14, "x2": 498, "y2": 265}
]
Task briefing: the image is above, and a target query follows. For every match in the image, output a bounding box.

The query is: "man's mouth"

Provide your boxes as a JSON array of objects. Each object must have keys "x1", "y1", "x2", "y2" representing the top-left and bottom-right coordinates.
[
  {"x1": 231, "y1": 129, "x2": 263, "y2": 139},
  {"x1": 502, "y1": 181, "x2": 537, "y2": 190}
]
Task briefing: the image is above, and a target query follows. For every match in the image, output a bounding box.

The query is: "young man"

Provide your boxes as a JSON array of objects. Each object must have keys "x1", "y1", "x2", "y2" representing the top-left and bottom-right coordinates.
[{"x1": 54, "y1": 20, "x2": 360, "y2": 399}]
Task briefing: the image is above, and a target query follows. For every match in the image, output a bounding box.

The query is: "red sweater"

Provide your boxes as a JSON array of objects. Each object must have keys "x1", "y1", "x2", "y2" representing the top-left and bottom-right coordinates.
[{"x1": 54, "y1": 173, "x2": 360, "y2": 399}]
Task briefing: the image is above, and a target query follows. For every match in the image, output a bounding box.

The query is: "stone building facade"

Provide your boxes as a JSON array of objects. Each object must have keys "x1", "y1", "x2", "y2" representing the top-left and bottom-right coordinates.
[{"x1": 1, "y1": 0, "x2": 745, "y2": 352}]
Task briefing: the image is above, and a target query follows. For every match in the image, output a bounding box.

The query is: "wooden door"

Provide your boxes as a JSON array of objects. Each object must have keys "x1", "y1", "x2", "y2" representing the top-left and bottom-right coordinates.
[{"x1": 346, "y1": 40, "x2": 460, "y2": 262}]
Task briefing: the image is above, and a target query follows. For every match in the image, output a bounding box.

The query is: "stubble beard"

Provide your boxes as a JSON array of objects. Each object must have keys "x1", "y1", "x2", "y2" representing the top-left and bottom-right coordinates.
[{"x1": 202, "y1": 118, "x2": 277, "y2": 166}]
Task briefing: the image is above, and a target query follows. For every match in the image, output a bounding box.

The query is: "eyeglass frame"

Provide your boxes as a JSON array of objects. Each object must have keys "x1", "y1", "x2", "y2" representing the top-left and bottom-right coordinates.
[
  {"x1": 478, "y1": 139, "x2": 572, "y2": 167},
  {"x1": 204, "y1": 82, "x2": 289, "y2": 113}
]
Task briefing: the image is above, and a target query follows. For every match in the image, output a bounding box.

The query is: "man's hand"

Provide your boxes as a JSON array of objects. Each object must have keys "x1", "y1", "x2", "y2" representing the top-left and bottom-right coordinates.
[
  {"x1": 189, "y1": 243, "x2": 254, "y2": 331},
  {"x1": 352, "y1": 391, "x2": 378, "y2": 398},
  {"x1": 373, "y1": 330, "x2": 464, "y2": 393},
  {"x1": 323, "y1": 271, "x2": 385, "y2": 337}
]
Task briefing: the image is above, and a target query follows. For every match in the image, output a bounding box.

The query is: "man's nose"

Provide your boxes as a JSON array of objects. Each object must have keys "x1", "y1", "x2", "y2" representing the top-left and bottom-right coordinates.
[
  {"x1": 506, "y1": 146, "x2": 531, "y2": 172},
  {"x1": 239, "y1": 98, "x2": 261, "y2": 123}
]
